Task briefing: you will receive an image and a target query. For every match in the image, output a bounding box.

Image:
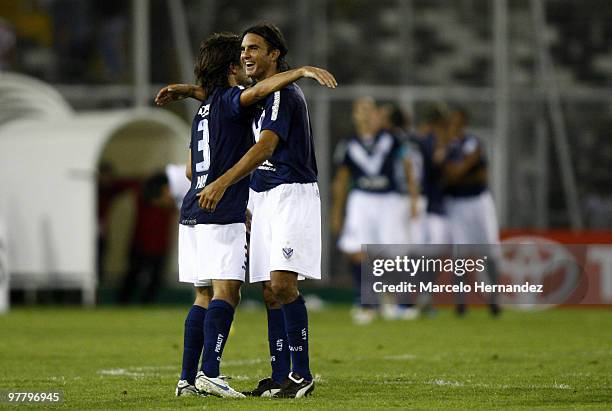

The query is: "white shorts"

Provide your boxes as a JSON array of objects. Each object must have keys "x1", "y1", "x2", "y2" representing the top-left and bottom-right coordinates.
[
  {"x1": 446, "y1": 191, "x2": 501, "y2": 260},
  {"x1": 446, "y1": 191, "x2": 500, "y2": 244},
  {"x1": 249, "y1": 183, "x2": 321, "y2": 283},
  {"x1": 425, "y1": 213, "x2": 452, "y2": 244},
  {"x1": 338, "y1": 190, "x2": 411, "y2": 254},
  {"x1": 408, "y1": 195, "x2": 428, "y2": 245},
  {"x1": 178, "y1": 223, "x2": 247, "y2": 286}
]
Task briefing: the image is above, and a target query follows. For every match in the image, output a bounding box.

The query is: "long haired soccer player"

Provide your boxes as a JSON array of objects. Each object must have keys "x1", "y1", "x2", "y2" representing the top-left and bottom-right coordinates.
[
  {"x1": 196, "y1": 23, "x2": 337, "y2": 398},
  {"x1": 155, "y1": 32, "x2": 336, "y2": 398}
]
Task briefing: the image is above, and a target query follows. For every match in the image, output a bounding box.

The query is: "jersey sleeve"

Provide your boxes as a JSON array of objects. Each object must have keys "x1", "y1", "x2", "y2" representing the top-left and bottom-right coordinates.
[
  {"x1": 259, "y1": 89, "x2": 293, "y2": 142},
  {"x1": 220, "y1": 86, "x2": 251, "y2": 122}
]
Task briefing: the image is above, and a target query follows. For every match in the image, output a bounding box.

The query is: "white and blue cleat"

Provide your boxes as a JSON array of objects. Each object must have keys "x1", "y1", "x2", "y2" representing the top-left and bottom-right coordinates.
[
  {"x1": 175, "y1": 379, "x2": 206, "y2": 397},
  {"x1": 195, "y1": 371, "x2": 245, "y2": 398}
]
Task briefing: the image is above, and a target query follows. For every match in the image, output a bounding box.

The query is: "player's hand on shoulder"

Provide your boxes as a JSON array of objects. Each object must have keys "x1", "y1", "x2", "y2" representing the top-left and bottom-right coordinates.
[
  {"x1": 155, "y1": 84, "x2": 199, "y2": 106},
  {"x1": 300, "y1": 66, "x2": 338, "y2": 89}
]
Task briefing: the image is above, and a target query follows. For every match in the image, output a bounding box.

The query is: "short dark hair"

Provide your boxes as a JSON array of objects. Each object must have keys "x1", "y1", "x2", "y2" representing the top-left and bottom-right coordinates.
[
  {"x1": 452, "y1": 106, "x2": 470, "y2": 124},
  {"x1": 421, "y1": 102, "x2": 450, "y2": 126},
  {"x1": 194, "y1": 32, "x2": 241, "y2": 97},
  {"x1": 242, "y1": 23, "x2": 290, "y2": 72},
  {"x1": 388, "y1": 103, "x2": 409, "y2": 130}
]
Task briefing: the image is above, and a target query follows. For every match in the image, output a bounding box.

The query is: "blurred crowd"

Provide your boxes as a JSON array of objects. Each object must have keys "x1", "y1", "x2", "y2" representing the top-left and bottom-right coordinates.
[{"x1": 0, "y1": 0, "x2": 130, "y2": 82}]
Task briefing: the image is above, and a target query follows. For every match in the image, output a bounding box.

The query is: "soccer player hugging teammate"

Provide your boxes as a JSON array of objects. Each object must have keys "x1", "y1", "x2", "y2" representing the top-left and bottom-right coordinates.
[
  {"x1": 155, "y1": 31, "x2": 336, "y2": 398},
  {"x1": 443, "y1": 107, "x2": 501, "y2": 316},
  {"x1": 418, "y1": 104, "x2": 454, "y2": 246},
  {"x1": 197, "y1": 23, "x2": 337, "y2": 399}
]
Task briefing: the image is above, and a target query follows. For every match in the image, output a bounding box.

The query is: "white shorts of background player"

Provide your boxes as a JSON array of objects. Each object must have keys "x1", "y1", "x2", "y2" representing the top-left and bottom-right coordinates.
[
  {"x1": 338, "y1": 190, "x2": 412, "y2": 255},
  {"x1": 446, "y1": 191, "x2": 499, "y2": 244},
  {"x1": 446, "y1": 190, "x2": 501, "y2": 260},
  {"x1": 249, "y1": 182, "x2": 321, "y2": 283},
  {"x1": 178, "y1": 223, "x2": 247, "y2": 286},
  {"x1": 425, "y1": 213, "x2": 452, "y2": 245}
]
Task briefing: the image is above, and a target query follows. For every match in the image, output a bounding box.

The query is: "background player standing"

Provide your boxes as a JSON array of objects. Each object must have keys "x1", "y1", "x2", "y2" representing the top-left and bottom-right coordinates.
[
  {"x1": 332, "y1": 97, "x2": 415, "y2": 324},
  {"x1": 444, "y1": 107, "x2": 501, "y2": 316}
]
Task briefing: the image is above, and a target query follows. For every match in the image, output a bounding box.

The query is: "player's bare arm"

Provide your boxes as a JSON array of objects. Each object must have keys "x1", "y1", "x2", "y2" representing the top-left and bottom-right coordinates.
[
  {"x1": 239, "y1": 66, "x2": 336, "y2": 106},
  {"x1": 453, "y1": 166, "x2": 487, "y2": 186},
  {"x1": 185, "y1": 151, "x2": 192, "y2": 181},
  {"x1": 403, "y1": 157, "x2": 420, "y2": 218},
  {"x1": 432, "y1": 139, "x2": 449, "y2": 166},
  {"x1": 331, "y1": 166, "x2": 351, "y2": 236},
  {"x1": 442, "y1": 147, "x2": 482, "y2": 183},
  {"x1": 198, "y1": 130, "x2": 280, "y2": 212},
  {"x1": 155, "y1": 66, "x2": 337, "y2": 107},
  {"x1": 155, "y1": 84, "x2": 206, "y2": 106}
]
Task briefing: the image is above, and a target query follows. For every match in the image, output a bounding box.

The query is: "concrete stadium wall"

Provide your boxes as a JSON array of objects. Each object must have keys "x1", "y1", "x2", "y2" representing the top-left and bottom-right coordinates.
[{"x1": 0, "y1": 74, "x2": 189, "y2": 304}]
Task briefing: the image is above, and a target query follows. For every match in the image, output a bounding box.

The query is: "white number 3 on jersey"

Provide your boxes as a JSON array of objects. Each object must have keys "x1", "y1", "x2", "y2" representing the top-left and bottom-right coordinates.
[{"x1": 195, "y1": 119, "x2": 210, "y2": 189}]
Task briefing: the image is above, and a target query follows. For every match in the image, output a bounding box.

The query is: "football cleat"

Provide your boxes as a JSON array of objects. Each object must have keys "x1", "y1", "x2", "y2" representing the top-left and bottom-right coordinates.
[
  {"x1": 397, "y1": 306, "x2": 420, "y2": 321},
  {"x1": 350, "y1": 307, "x2": 376, "y2": 325},
  {"x1": 195, "y1": 371, "x2": 245, "y2": 398},
  {"x1": 272, "y1": 372, "x2": 314, "y2": 398},
  {"x1": 242, "y1": 377, "x2": 283, "y2": 397},
  {"x1": 175, "y1": 379, "x2": 204, "y2": 397}
]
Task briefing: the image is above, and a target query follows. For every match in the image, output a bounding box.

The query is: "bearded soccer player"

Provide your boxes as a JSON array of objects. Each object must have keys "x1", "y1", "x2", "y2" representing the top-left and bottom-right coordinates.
[{"x1": 155, "y1": 32, "x2": 336, "y2": 398}]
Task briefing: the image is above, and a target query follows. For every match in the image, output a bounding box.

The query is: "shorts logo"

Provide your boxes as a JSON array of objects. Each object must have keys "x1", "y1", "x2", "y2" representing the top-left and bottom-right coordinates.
[{"x1": 282, "y1": 247, "x2": 293, "y2": 259}]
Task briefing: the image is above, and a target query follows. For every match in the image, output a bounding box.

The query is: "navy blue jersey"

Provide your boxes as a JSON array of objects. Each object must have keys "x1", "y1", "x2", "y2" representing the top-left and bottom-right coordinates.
[
  {"x1": 180, "y1": 86, "x2": 253, "y2": 225},
  {"x1": 249, "y1": 83, "x2": 318, "y2": 192},
  {"x1": 335, "y1": 130, "x2": 404, "y2": 193},
  {"x1": 445, "y1": 133, "x2": 487, "y2": 197},
  {"x1": 421, "y1": 133, "x2": 446, "y2": 215}
]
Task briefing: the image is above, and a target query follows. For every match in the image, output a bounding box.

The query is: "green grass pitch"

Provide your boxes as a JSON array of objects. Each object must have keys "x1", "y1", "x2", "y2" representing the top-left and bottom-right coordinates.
[{"x1": 0, "y1": 305, "x2": 610, "y2": 410}]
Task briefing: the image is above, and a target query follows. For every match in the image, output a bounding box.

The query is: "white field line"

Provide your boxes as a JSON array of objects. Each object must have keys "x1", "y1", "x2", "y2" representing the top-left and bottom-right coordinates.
[
  {"x1": 223, "y1": 358, "x2": 266, "y2": 366},
  {"x1": 372, "y1": 376, "x2": 574, "y2": 391},
  {"x1": 423, "y1": 379, "x2": 574, "y2": 390},
  {"x1": 96, "y1": 361, "x2": 326, "y2": 385},
  {"x1": 97, "y1": 365, "x2": 177, "y2": 379},
  {"x1": 97, "y1": 359, "x2": 267, "y2": 380},
  {"x1": 382, "y1": 354, "x2": 417, "y2": 360}
]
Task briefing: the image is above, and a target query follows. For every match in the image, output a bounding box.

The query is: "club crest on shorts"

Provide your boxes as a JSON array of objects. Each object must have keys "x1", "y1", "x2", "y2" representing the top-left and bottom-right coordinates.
[{"x1": 282, "y1": 247, "x2": 294, "y2": 259}]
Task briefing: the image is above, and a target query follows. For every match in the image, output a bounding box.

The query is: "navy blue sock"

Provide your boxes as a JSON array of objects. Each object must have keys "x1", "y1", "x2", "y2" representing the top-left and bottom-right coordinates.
[
  {"x1": 282, "y1": 295, "x2": 312, "y2": 381},
  {"x1": 201, "y1": 299, "x2": 234, "y2": 377},
  {"x1": 180, "y1": 305, "x2": 207, "y2": 384},
  {"x1": 267, "y1": 308, "x2": 290, "y2": 384}
]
